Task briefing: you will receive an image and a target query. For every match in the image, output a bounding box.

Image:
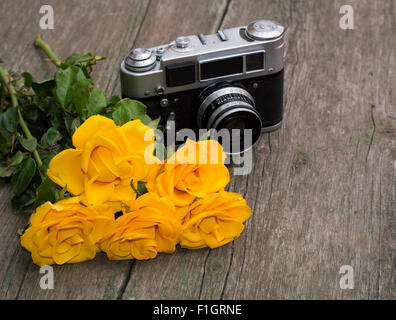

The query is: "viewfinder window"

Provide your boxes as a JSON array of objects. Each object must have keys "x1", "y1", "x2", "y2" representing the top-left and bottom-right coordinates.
[
  {"x1": 200, "y1": 56, "x2": 243, "y2": 81},
  {"x1": 246, "y1": 52, "x2": 265, "y2": 72},
  {"x1": 165, "y1": 61, "x2": 196, "y2": 87}
]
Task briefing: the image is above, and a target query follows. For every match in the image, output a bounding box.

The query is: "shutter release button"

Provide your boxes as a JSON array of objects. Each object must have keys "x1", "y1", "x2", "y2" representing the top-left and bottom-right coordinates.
[{"x1": 175, "y1": 36, "x2": 190, "y2": 48}]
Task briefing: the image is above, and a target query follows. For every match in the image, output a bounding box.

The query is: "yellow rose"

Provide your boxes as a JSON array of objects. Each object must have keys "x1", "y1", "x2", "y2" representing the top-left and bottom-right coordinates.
[
  {"x1": 47, "y1": 115, "x2": 160, "y2": 205},
  {"x1": 179, "y1": 191, "x2": 251, "y2": 249},
  {"x1": 146, "y1": 139, "x2": 230, "y2": 206},
  {"x1": 99, "y1": 193, "x2": 181, "y2": 260},
  {"x1": 20, "y1": 197, "x2": 115, "y2": 266}
]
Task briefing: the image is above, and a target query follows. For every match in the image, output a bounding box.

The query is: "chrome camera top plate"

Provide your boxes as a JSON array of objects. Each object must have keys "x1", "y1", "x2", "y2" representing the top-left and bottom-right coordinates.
[{"x1": 120, "y1": 20, "x2": 285, "y2": 99}]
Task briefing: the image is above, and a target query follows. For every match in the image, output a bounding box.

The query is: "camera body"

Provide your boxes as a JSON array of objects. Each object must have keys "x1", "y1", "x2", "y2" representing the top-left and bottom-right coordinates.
[{"x1": 120, "y1": 20, "x2": 285, "y2": 150}]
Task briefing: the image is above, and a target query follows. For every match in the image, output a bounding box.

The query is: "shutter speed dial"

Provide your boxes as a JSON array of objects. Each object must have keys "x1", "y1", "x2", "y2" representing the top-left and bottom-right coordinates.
[
  {"x1": 245, "y1": 20, "x2": 284, "y2": 40},
  {"x1": 124, "y1": 48, "x2": 157, "y2": 72}
]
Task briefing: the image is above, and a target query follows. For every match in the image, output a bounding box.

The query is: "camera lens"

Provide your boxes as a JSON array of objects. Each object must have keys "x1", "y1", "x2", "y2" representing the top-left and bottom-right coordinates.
[
  {"x1": 224, "y1": 118, "x2": 246, "y2": 130},
  {"x1": 196, "y1": 83, "x2": 262, "y2": 153}
]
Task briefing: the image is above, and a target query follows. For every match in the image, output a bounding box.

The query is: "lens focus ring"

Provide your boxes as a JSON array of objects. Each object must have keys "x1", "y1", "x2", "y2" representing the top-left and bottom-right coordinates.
[
  {"x1": 207, "y1": 99, "x2": 255, "y2": 129},
  {"x1": 197, "y1": 86, "x2": 255, "y2": 128},
  {"x1": 195, "y1": 84, "x2": 263, "y2": 153}
]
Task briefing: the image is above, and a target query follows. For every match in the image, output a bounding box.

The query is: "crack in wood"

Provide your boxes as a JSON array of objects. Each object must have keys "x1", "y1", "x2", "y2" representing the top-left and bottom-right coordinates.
[
  {"x1": 366, "y1": 104, "x2": 377, "y2": 161},
  {"x1": 13, "y1": 249, "x2": 31, "y2": 300},
  {"x1": 377, "y1": 154, "x2": 382, "y2": 299},
  {"x1": 198, "y1": 250, "x2": 211, "y2": 299},
  {"x1": 103, "y1": 0, "x2": 152, "y2": 95},
  {"x1": 219, "y1": 242, "x2": 234, "y2": 300},
  {"x1": 117, "y1": 260, "x2": 136, "y2": 300},
  {"x1": 216, "y1": 0, "x2": 232, "y2": 30}
]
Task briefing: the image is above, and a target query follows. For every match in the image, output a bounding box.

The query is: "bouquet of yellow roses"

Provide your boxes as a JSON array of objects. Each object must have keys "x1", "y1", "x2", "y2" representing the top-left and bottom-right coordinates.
[
  {"x1": 20, "y1": 115, "x2": 251, "y2": 266},
  {"x1": 0, "y1": 36, "x2": 251, "y2": 266}
]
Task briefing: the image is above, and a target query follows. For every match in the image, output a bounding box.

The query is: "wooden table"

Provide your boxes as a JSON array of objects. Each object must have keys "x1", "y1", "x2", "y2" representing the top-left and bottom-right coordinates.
[{"x1": 0, "y1": 0, "x2": 395, "y2": 300}]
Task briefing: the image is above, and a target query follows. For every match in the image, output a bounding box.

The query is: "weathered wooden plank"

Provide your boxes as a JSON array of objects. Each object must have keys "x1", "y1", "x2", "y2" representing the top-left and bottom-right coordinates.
[
  {"x1": 0, "y1": 183, "x2": 30, "y2": 299},
  {"x1": 0, "y1": 0, "x2": 150, "y2": 299},
  {"x1": 118, "y1": 0, "x2": 232, "y2": 300},
  {"x1": 0, "y1": 0, "x2": 150, "y2": 94},
  {"x1": 209, "y1": 0, "x2": 396, "y2": 299},
  {"x1": 0, "y1": 0, "x2": 230, "y2": 300},
  {"x1": 0, "y1": 0, "x2": 394, "y2": 300},
  {"x1": 111, "y1": 0, "x2": 230, "y2": 104}
]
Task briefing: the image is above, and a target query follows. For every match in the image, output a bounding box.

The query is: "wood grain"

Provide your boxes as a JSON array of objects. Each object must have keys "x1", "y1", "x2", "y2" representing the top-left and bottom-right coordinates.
[
  {"x1": 0, "y1": 0, "x2": 395, "y2": 299},
  {"x1": 217, "y1": 0, "x2": 396, "y2": 299},
  {"x1": 0, "y1": 0, "x2": 150, "y2": 300}
]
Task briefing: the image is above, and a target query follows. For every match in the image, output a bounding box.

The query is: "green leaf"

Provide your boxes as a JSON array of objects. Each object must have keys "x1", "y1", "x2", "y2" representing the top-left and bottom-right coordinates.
[
  {"x1": 147, "y1": 117, "x2": 160, "y2": 129},
  {"x1": 63, "y1": 53, "x2": 93, "y2": 66},
  {"x1": 22, "y1": 106, "x2": 39, "y2": 122},
  {"x1": 18, "y1": 136, "x2": 37, "y2": 152},
  {"x1": 32, "y1": 96, "x2": 53, "y2": 113},
  {"x1": 199, "y1": 129, "x2": 213, "y2": 141},
  {"x1": 63, "y1": 113, "x2": 74, "y2": 134},
  {"x1": 9, "y1": 151, "x2": 24, "y2": 166},
  {"x1": 141, "y1": 114, "x2": 152, "y2": 125},
  {"x1": 112, "y1": 106, "x2": 129, "y2": 125},
  {"x1": 41, "y1": 151, "x2": 56, "y2": 172},
  {"x1": 112, "y1": 98, "x2": 148, "y2": 125},
  {"x1": 11, "y1": 188, "x2": 36, "y2": 213},
  {"x1": 54, "y1": 66, "x2": 91, "y2": 116},
  {"x1": 21, "y1": 72, "x2": 33, "y2": 88},
  {"x1": 0, "y1": 151, "x2": 25, "y2": 178},
  {"x1": 137, "y1": 181, "x2": 148, "y2": 195},
  {"x1": 32, "y1": 79, "x2": 56, "y2": 97},
  {"x1": 1, "y1": 107, "x2": 19, "y2": 132},
  {"x1": 41, "y1": 127, "x2": 62, "y2": 145},
  {"x1": 58, "y1": 185, "x2": 70, "y2": 201},
  {"x1": 35, "y1": 176, "x2": 58, "y2": 205},
  {"x1": 17, "y1": 222, "x2": 31, "y2": 236},
  {"x1": 0, "y1": 125, "x2": 12, "y2": 156},
  {"x1": 11, "y1": 157, "x2": 36, "y2": 196},
  {"x1": 166, "y1": 144, "x2": 175, "y2": 159},
  {"x1": 86, "y1": 87, "x2": 107, "y2": 117},
  {"x1": 154, "y1": 142, "x2": 166, "y2": 161},
  {"x1": 49, "y1": 112, "x2": 67, "y2": 137},
  {"x1": 70, "y1": 117, "x2": 81, "y2": 136},
  {"x1": 130, "y1": 180, "x2": 148, "y2": 197},
  {"x1": 12, "y1": 76, "x2": 25, "y2": 91},
  {"x1": 0, "y1": 165, "x2": 15, "y2": 178},
  {"x1": 109, "y1": 95, "x2": 121, "y2": 106}
]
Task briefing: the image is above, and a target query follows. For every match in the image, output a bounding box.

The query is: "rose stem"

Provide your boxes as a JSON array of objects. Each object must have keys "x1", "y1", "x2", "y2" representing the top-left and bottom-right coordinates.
[
  {"x1": 0, "y1": 65, "x2": 44, "y2": 174},
  {"x1": 34, "y1": 34, "x2": 61, "y2": 67}
]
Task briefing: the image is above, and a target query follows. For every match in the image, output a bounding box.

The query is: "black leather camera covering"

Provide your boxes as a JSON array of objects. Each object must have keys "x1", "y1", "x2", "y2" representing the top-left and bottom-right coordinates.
[{"x1": 124, "y1": 69, "x2": 284, "y2": 138}]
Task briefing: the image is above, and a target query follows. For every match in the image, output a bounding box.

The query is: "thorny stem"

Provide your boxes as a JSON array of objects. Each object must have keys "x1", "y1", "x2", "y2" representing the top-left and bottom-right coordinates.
[
  {"x1": 34, "y1": 34, "x2": 61, "y2": 67},
  {"x1": 0, "y1": 66, "x2": 18, "y2": 107},
  {"x1": 0, "y1": 65, "x2": 44, "y2": 174}
]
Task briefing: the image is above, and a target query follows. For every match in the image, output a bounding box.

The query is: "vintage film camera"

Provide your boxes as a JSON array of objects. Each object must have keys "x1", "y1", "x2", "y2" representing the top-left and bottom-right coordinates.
[{"x1": 120, "y1": 20, "x2": 285, "y2": 152}]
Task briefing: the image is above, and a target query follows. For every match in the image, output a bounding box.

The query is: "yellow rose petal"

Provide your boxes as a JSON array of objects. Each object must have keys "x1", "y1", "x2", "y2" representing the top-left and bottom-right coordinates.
[
  {"x1": 179, "y1": 191, "x2": 251, "y2": 250},
  {"x1": 47, "y1": 149, "x2": 84, "y2": 195},
  {"x1": 120, "y1": 120, "x2": 155, "y2": 153},
  {"x1": 84, "y1": 178, "x2": 115, "y2": 205},
  {"x1": 80, "y1": 136, "x2": 122, "y2": 173},
  {"x1": 53, "y1": 242, "x2": 81, "y2": 264},
  {"x1": 72, "y1": 115, "x2": 116, "y2": 149},
  {"x1": 21, "y1": 198, "x2": 116, "y2": 266},
  {"x1": 110, "y1": 181, "x2": 137, "y2": 202},
  {"x1": 173, "y1": 189, "x2": 195, "y2": 207}
]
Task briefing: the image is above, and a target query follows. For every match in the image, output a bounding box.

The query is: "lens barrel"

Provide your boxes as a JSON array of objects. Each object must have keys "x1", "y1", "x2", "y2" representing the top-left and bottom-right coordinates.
[{"x1": 196, "y1": 84, "x2": 262, "y2": 153}]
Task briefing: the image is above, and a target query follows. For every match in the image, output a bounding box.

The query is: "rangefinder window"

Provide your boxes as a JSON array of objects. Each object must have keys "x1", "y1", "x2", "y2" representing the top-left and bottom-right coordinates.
[
  {"x1": 200, "y1": 56, "x2": 243, "y2": 81},
  {"x1": 165, "y1": 61, "x2": 196, "y2": 87},
  {"x1": 246, "y1": 52, "x2": 265, "y2": 72}
]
